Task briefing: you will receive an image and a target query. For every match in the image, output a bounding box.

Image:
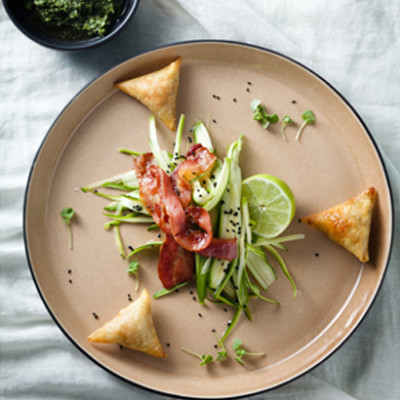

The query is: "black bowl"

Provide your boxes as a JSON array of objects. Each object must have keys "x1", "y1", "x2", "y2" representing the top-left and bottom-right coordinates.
[{"x1": 2, "y1": 0, "x2": 140, "y2": 50}]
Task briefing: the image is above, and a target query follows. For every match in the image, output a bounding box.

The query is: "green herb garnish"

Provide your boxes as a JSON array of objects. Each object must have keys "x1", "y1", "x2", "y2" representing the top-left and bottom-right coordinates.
[
  {"x1": 232, "y1": 339, "x2": 265, "y2": 365},
  {"x1": 213, "y1": 333, "x2": 228, "y2": 362},
  {"x1": 295, "y1": 110, "x2": 316, "y2": 141},
  {"x1": 127, "y1": 261, "x2": 140, "y2": 291},
  {"x1": 61, "y1": 207, "x2": 75, "y2": 250},
  {"x1": 181, "y1": 348, "x2": 214, "y2": 366},
  {"x1": 251, "y1": 99, "x2": 279, "y2": 129},
  {"x1": 281, "y1": 115, "x2": 293, "y2": 140}
]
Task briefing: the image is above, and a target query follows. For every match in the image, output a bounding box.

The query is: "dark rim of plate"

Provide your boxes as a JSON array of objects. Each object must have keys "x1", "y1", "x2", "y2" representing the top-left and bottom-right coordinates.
[{"x1": 22, "y1": 40, "x2": 394, "y2": 399}]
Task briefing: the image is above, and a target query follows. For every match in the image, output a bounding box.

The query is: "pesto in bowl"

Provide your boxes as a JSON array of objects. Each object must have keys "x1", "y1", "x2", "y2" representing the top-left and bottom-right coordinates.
[{"x1": 23, "y1": 0, "x2": 125, "y2": 41}]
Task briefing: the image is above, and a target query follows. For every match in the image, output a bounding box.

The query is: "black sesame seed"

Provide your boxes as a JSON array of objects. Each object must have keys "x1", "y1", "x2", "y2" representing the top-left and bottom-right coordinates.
[
  {"x1": 119, "y1": 345, "x2": 123, "y2": 350},
  {"x1": 212, "y1": 329, "x2": 216, "y2": 333},
  {"x1": 166, "y1": 343, "x2": 170, "y2": 347},
  {"x1": 175, "y1": 289, "x2": 179, "y2": 293},
  {"x1": 247, "y1": 81, "x2": 252, "y2": 85},
  {"x1": 202, "y1": 180, "x2": 206, "y2": 184},
  {"x1": 92, "y1": 312, "x2": 99, "y2": 319},
  {"x1": 315, "y1": 253, "x2": 319, "y2": 257},
  {"x1": 220, "y1": 200, "x2": 225, "y2": 205},
  {"x1": 233, "y1": 98, "x2": 237, "y2": 102},
  {"x1": 233, "y1": 211, "x2": 238, "y2": 217},
  {"x1": 298, "y1": 219, "x2": 302, "y2": 223},
  {"x1": 213, "y1": 182, "x2": 217, "y2": 188},
  {"x1": 246, "y1": 88, "x2": 250, "y2": 92},
  {"x1": 68, "y1": 279, "x2": 72, "y2": 284},
  {"x1": 93, "y1": 189, "x2": 98, "y2": 193},
  {"x1": 67, "y1": 269, "x2": 72, "y2": 274},
  {"x1": 193, "y1": 296, "x2": 197, "y2": 301},
  {"x1": 212, "y1": 119, "x2": 217, "y2": 123},
  {"x1": 214, "y1": 344, "x2": 218, "y2": 349},
  {"x1": 128, "y1": 246, "x2": 134, "y2": 251},
  {"x1": 198, "y1": 313, "x2": 203, "y2": 318},
  {"x1": 157, "y1": 233, "x2": 161, "y2": 238},
  {"x1": 224, "y1": 308, "x2": 228, "y2": 312},
  {"x1": 292, "y1": 99, "x2": 297, "y2": 104},
  {"x1": 188, "y1": 136, "x2": 193, "y2": 143},
  {"x1": 190, "y1": 290, "x2": 194, "y2": 295}
]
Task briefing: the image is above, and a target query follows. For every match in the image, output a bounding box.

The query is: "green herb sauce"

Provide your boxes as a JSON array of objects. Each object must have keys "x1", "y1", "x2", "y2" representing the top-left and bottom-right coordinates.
[{"x1": 24, "y1": 0, "x2": 125, "y2": 40}]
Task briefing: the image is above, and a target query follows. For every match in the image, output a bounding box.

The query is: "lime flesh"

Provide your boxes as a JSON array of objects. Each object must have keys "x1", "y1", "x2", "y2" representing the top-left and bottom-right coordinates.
[{"x1": 242, "y1": 174, "x2": 296, "y2": 238}]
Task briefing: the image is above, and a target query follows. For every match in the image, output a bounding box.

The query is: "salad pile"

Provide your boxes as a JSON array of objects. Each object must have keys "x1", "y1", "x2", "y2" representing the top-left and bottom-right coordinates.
[{"x1": 82, "y1": 115, "x2": 304, "y2": 342}]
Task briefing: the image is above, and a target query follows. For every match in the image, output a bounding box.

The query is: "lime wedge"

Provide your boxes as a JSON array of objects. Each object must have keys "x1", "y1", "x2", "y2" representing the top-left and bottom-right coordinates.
[{"x1": 242, "y1": 174, "x2": 295, "y2": 238}]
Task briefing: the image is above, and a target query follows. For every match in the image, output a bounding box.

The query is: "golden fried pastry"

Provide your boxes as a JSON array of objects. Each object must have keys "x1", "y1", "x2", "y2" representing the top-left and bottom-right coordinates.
[
  {"x1": 88, "y1": 289, "x2": 166, "y2": 358},
  {"x1": 301, "y1": 187, "x2": 377, "y2": 262},
  {"x1": 115, "y1": 57, "x2": 181, "y2": 131}
]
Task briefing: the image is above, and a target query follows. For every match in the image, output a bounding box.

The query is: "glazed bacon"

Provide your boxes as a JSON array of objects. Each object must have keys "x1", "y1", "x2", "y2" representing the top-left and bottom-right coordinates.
[
  {"x1": 158, "y1": 234, "x2": 194, "y2": 289},
  {"x1": 174, "y1": 206, "x2": 213, "y2": 252},
  {"x1": 171, "y1": 144, "x2": 217, "y2": 208},
  {"x1": 197, "y1": 238, "x2": 237, "y2": 261},
  {"x1": 133, "y1": 153, "x2": 185, "y2": 235},
  {"x1": 134, "y1": 148, "x2": 234, "y2": 289},
  {"x1": 133, "y1": 152, "x2": 212, "y2": 252}
]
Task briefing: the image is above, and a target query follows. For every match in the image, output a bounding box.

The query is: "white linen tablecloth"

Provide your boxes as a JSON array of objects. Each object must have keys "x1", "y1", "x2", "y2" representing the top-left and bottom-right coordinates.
[{"x1": 1, "y1": 1, "x2": 399, "y2": 399}]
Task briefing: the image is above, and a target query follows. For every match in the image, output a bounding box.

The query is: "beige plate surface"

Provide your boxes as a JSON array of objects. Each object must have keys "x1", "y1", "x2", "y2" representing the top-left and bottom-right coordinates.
[{"x1": 24, "y1": 42, "x2": 393, "y2": 399}]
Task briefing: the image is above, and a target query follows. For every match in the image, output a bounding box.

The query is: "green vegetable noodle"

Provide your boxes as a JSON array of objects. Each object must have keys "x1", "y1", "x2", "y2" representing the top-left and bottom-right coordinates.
[{"x1": 24, "y1": 0, "x2": 125, "y2": 40}]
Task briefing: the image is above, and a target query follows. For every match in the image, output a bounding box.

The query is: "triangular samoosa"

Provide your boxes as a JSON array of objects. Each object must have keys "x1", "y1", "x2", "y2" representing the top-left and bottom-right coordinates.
[
  {"x1": 115, "y1": 57, "x2": 181, "y2": 131},
  {"x1": 301, "y1": 187, "x2": 377, "y2": 262},
  {"x1": 88, "y1": 289, "x2": 166, "y2": 358}
]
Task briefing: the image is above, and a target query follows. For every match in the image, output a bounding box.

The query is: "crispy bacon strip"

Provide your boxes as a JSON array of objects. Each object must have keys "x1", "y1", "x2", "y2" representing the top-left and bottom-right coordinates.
[
  {"x1": 158, "y1": 234, "x2": 195, "y2": 289},
  {"x1": 174, "y1": 206, "x2": 212, "y2": 252},
  {"x1": 133, "y1": 153, "x2": 186, "y2": 235},
  {"x1": 196, "y1": 238, "x2": 237, "y2": 260},
  {"x1": 171, "y1": 144, "x2": 217, "y2": 207},
  {"x1": 134, "y1": 153, "x2": 213, "y2": 252}
]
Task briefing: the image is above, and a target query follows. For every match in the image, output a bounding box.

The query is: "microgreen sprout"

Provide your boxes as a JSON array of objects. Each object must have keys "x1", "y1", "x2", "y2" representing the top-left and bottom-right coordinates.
[
  {"x1": 61, "y1": 207, "x2": 75, "y2": 250},
  {"x1": 251, "y1": 99, "x2": 279, "y2": 129},
  {"x1": 127, "y1": 261, "x2": 140, "y2": 291},
  {"x1": 213, "y1": 333, "x2": 228, "y2": 362},
  {"x1": 295, "y1": 110, "x2": 316, "y2": 141},
  {"x1": 232, "y1": 339, "x2": 265, "y2": 365},
  {"x1": 181, "y1": 348, "x2": 214, "y2": 366},
  {"x1": 281, "y1": 115, "x2": 293, "y2": 140}
]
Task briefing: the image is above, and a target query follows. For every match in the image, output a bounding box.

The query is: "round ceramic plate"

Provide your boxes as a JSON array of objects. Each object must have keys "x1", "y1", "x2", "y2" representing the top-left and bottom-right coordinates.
[{"x1": 24, "y1": 41, "x2": 393, "y2": 399}]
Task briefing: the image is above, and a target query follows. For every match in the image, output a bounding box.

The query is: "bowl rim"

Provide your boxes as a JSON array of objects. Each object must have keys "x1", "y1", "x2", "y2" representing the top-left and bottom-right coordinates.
[{"x1": 2, "y1": 0, "x2": 141, "y2": 51}]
